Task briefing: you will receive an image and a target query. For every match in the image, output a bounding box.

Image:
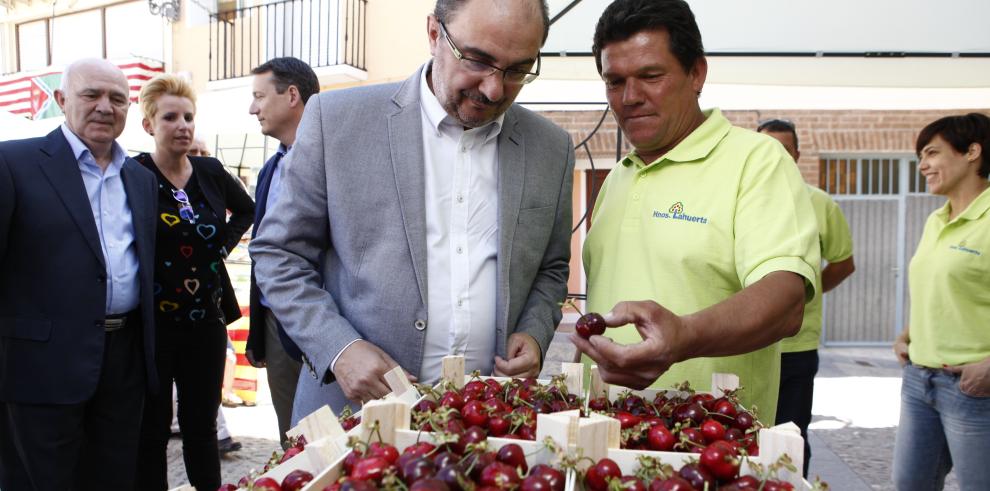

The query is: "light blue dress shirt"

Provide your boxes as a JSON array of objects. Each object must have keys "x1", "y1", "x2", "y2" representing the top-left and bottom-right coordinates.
[
  {"x1": 258, "y1": 144, "x2": 288, "y2": 309},
  {"x1": 61, "y1": 125, "x2": 140, "y2": 315}
]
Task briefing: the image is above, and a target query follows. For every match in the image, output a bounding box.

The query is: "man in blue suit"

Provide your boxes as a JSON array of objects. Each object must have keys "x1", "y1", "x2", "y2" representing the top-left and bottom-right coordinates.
[
  {"x1": 0, "y1": 58, "x2": 158, "y2": 490},
  {"x1": 246, "y1": 57, "x2": 320, "y2": 447}
]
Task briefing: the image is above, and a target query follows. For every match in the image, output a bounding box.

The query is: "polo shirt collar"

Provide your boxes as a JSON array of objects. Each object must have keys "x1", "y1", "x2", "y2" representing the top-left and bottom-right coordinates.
[
  {"x1": 947, "y1": 184, "x2": 990, "y2": 222},
  {"x1": 622, "y1": 108, "x2": 731, "y2": 169}
]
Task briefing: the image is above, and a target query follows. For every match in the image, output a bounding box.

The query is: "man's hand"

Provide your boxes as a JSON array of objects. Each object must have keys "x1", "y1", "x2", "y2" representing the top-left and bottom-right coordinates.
[
  {"x1": 944, "y1": 356, "x2": 990, "y2": 398},
  {"x1": 893, "y1": 328, "x2": 910, "y2": 367},
  {"x1": 245, "y1": 349, "x2": 266, "y2": 368},
  {"x1": 494, "y1": 333, "x2": 541, "y2": 378},
  {"x1": 333, "y1": 340, "x2": 413, "y2": 403},
  {"x1": 570, "y1": 300, "x2": 689, "y2": 390}
]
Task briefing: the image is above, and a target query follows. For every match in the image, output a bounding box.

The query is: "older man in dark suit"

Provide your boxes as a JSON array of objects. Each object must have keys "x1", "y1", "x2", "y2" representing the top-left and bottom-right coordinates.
[{"x1": 0, "y1": 58, "x2": 158, "y2": 491}]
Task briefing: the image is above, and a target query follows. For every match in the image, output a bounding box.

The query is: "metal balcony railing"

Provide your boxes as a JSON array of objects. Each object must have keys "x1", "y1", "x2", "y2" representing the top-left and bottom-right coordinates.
[{"x1": 209, "y1": 0, "x2": 367, "y2": 81}]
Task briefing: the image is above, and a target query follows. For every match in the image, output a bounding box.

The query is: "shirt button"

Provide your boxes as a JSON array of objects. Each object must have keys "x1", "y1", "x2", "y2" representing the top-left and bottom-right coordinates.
[
  {"x1": 456, "y1": 246, "x2": 463, "y2": 254},
  {"x1": 460, "y1": 146, "x2": 467, "y2": 153},
  {"x1": 456, "y1": 194, "x2": 464, "y2": 203},
  {"x1": 457, "y1": 299, "x2": 463, "y2": 308},
  {"x1": 414, "y1": 319, "x2": 427, "y2": 331}
]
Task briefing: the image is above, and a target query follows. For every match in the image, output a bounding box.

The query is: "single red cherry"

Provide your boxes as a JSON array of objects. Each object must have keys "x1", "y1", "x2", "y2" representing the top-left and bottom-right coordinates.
[
  {"x1": 281, "y1": 469, "x2": 315, "y2": 491},
  {"x1": 251, "y1": 477, "x2": 283, "y2": 491},
  {"x1": 575, "y1": 312, "x2": 607, "y2": 338},
  {"x1": 585, "y1": 458, "x2": 621, "y2": 491},
  {"x1": 699, "y1": 440, "x2": 740, "y2": 481}
]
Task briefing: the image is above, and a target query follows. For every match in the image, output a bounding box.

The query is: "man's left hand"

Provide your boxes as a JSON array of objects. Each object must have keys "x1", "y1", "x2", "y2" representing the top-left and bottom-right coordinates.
[
  {"x1": 494, "y1": 333, "x2": 541, "y2": 378},
  {"x1": 944, "y1": 356, "x2": 990, "y2": 398}
]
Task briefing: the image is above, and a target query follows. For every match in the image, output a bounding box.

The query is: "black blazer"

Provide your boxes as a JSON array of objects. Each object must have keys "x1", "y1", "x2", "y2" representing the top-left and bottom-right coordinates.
[
  {"x1": 0, "y1": 129, "x2": 158, "y2": 405},
  {"x1": 247, "y1": 152, "x2": 304, "y2": 361},
  {"x1": 135, "y1": 153, "x2": 255, "y2": 325}
]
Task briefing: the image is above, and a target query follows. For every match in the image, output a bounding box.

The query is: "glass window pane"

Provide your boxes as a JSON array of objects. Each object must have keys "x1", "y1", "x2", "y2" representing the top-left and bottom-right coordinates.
[
  {"x1": 17, "y1": 20, "x2": 48, "y2": 71},
  {"x1": 50, "y1": 11, "x2": 103, "y2": 66},
  {"x1": 106, "y1": 2, "x2": 165, "y2": 62}
]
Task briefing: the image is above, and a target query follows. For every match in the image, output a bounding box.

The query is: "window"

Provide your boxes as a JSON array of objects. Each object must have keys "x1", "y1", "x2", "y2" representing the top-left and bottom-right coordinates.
[
  {"x1": 16, "y1": 20, "x2": 48, "y2": 71},
  {"x1": 819, "y1": 155, "x2": 924, "y2": 195},
  {"x1": 50, "y1": 11, "x2": 103, "y2": 67},
  {"x1": 15, "y1": 1, "x2": 164, "y2": 72},
  {"x1": 105, "y1": 2, "x2": 165, "y2": 61}
]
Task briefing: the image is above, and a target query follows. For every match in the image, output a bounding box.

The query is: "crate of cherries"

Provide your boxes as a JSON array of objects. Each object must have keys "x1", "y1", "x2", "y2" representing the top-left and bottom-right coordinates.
[
  {"x1": 580, "y1": 448, "x2": 828, "y2": 491},
  {"x1": 409, "y1": 372, "x2": 586, "y2": 442},
  {"x1": 305, "y1": 398, "x2": 577, "y2": 491},
  {"x1": 588, "y1": 382, "x2": 760, "y2": 456}
]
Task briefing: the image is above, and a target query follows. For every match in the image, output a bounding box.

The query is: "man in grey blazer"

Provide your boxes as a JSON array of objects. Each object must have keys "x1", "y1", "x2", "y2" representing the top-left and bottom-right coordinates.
[{"x1": 251, "y1": 0, "x2": 574, "y2": 417}]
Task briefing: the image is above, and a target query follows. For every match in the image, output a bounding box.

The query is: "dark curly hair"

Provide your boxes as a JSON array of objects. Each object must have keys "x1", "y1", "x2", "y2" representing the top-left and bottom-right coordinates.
[
  {"x1": 592, "y1": 0, "x2": 704, "y2": 75},
  {"x1": 916, "y1": 113, "x2": 990, "y2": 179}
]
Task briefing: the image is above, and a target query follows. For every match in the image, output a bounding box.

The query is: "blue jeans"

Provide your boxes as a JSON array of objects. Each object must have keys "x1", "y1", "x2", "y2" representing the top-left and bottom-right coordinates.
[{"x1": 892, "y1": 362, "x2": 990, "y2": 490}]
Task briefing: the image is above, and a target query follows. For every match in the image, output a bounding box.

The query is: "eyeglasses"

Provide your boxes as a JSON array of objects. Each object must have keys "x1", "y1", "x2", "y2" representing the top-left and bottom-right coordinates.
[
  {"x1": 171, "y1": 188, "x2": 197, "y2": 224},
  {"x1": 438, "y1": 20, "x2": 541, "y2": 85},
  {"x1": 757, "y1": 118, "x2": 795, "y2": 133}
]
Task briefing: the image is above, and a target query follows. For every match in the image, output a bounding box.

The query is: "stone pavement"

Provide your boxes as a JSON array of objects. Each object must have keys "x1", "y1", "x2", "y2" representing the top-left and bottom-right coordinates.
[{"x1": 166, "y1": 339, "x2": 957, "y2": 490}]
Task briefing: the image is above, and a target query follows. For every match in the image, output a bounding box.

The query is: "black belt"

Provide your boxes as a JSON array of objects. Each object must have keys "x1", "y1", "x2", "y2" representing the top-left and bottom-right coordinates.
[{"x1": 100, "y1": 309, "x2": 139, "y2": 332}]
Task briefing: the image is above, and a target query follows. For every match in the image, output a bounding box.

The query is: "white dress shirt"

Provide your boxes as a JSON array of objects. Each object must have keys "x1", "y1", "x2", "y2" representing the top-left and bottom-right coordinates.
[
  {"x1": 417, "y1": 66, "x2": 502, "y2": 382},
  {"x1": 329, "y1": 68, "x2": 503, "y2": 381}
]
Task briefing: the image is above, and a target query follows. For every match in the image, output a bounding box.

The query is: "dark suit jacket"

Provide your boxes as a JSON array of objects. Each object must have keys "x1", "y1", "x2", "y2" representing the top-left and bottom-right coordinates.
[
  {"x1": 246, "y1": 152, "x2": 302, "y2": 361},
  {"x1": 134, "y1": 153, "x2": 254, "y2": 325},
  {"x1": 0, "y1": 129, "x2": 158, "y2": 405}
]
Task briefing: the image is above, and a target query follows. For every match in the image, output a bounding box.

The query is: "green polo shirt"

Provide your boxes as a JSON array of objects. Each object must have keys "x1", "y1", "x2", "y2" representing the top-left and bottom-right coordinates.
[
  {"x1": 582, "y1": 109, "x2": 819, "y2": 423},
  {"x1": 782, "y1": 186, "x2": 854, "y2": 353},
  {"x1": 907, "y1": 185, "x2": 990, "y2": 368}
]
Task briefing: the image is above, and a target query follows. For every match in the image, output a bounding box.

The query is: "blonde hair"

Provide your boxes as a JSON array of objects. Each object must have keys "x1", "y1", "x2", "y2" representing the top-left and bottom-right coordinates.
[{"x1": 140, "y1": 74, "x2": 197, "y2": 121}]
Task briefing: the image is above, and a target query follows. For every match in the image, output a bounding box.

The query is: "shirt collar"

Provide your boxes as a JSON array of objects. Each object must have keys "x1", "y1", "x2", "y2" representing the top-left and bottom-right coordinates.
[
  {"x1": 419, "y1": 62, "x2": 504, "y2": 142},
  {"x1": 621, "y1": 108, "x2": 731, "y2": 169},
  {"x1": 940, "y1": 184, "x2": 990, "y2": 223},
  {"x1": 61, "y1": 123, "x2": 127, "y2": 172},
  {"x1": 277, "y1": 143, "x2": 290, "y2": 157}
]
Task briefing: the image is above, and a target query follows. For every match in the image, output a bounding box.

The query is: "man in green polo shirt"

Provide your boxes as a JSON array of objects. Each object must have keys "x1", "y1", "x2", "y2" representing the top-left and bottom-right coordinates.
[
  {"x1": 759, "y1": 119, "x2": 856, "y2": 476},
  {"x1": 572, "y1": 0, "x2": 820, "y2": 426}
]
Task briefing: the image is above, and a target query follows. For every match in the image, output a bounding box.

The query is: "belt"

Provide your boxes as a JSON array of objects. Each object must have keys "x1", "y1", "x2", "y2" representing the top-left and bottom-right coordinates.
[{"x1": 100, "y1": 309, "x2": 139, "y2": 332}]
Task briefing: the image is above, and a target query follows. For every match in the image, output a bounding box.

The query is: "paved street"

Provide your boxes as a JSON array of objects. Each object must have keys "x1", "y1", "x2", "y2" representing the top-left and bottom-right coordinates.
[{"x1": 167, "y1": 340, "x2": 954, "y2": 490}]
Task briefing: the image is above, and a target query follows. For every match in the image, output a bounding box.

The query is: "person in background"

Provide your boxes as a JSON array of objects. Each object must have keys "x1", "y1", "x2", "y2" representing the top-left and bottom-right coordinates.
[
  {"x1": 758, "y1": 119, "x2": 856, "y2": 476},
  {"x1": 572, "y1": 0, "x2": 820, "y2": 427},
  {"x1": 133, "y1": 74, "x2": 254, "y2": 491},
  {"x1": 892, "y1": 113, "x2": 990, "y2": 491},
  {"x1": 0, "y1": 57, "x2": 158, "y2": 491},
  {"x1": 246, "y1": 56, "x2": 319, "y2": 447}
]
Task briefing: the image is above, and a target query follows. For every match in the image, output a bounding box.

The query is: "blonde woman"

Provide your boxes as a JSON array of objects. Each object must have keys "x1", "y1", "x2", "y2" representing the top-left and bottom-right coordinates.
[{"x1": 134, "y1": 74, "x2": 253, "y2": 491}]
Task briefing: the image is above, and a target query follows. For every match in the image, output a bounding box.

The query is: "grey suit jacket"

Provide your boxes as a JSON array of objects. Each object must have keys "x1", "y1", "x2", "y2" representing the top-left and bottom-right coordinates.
[{"x1": 250, "y1": 65, "x2": 574, "y2": 415}]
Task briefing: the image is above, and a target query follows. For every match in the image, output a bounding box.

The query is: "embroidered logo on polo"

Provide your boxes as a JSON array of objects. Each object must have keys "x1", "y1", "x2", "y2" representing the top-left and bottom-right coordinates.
[
  {"x1": 949, "y1": 241, "x2": 982, "y2": 256},
  {"x1": 652, "y1": 201, "x2": 709, "y2": 224}
]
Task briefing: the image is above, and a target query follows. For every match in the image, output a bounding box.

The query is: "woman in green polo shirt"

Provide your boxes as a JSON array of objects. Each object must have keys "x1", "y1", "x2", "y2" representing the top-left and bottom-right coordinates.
[{"x1": 891, "y1": 113, "x2": 990, "y2": 491}]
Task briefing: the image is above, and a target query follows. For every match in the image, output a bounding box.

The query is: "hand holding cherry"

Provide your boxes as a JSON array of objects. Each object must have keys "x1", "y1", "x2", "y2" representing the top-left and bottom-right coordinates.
[
  {"x1": 562, "y1": 299, "x2": 607, "y2": 339},
  {"x1": 569, "y1": 300, "x2": 690, "y2": 390}
]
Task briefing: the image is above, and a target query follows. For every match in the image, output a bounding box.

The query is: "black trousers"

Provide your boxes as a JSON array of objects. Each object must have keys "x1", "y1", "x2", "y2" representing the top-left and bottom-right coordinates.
[
  {"x1": 775, "y1": 349, "x2": 818, "y2": 478},
  {"x1": 136, "y1": 319, "x2": 226, "y2": 491},
  {"x1": 0, "y1": 319, "x2": 146, "y2": 491}
]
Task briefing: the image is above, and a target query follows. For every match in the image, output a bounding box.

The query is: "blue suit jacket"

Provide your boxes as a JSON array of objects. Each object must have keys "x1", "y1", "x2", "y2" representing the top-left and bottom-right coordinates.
[
  {"x1": 247, "y1": 152, "x2": 303, "y2": 361},
  {"x1": 0, "y1": 129, "x2": 158, "y2": 404}
]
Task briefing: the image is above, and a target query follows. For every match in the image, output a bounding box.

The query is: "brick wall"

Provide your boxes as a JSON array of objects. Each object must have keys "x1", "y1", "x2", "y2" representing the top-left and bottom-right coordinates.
[{"x1": 540, "y1": 108, "x2": 990, "y2": 185}]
